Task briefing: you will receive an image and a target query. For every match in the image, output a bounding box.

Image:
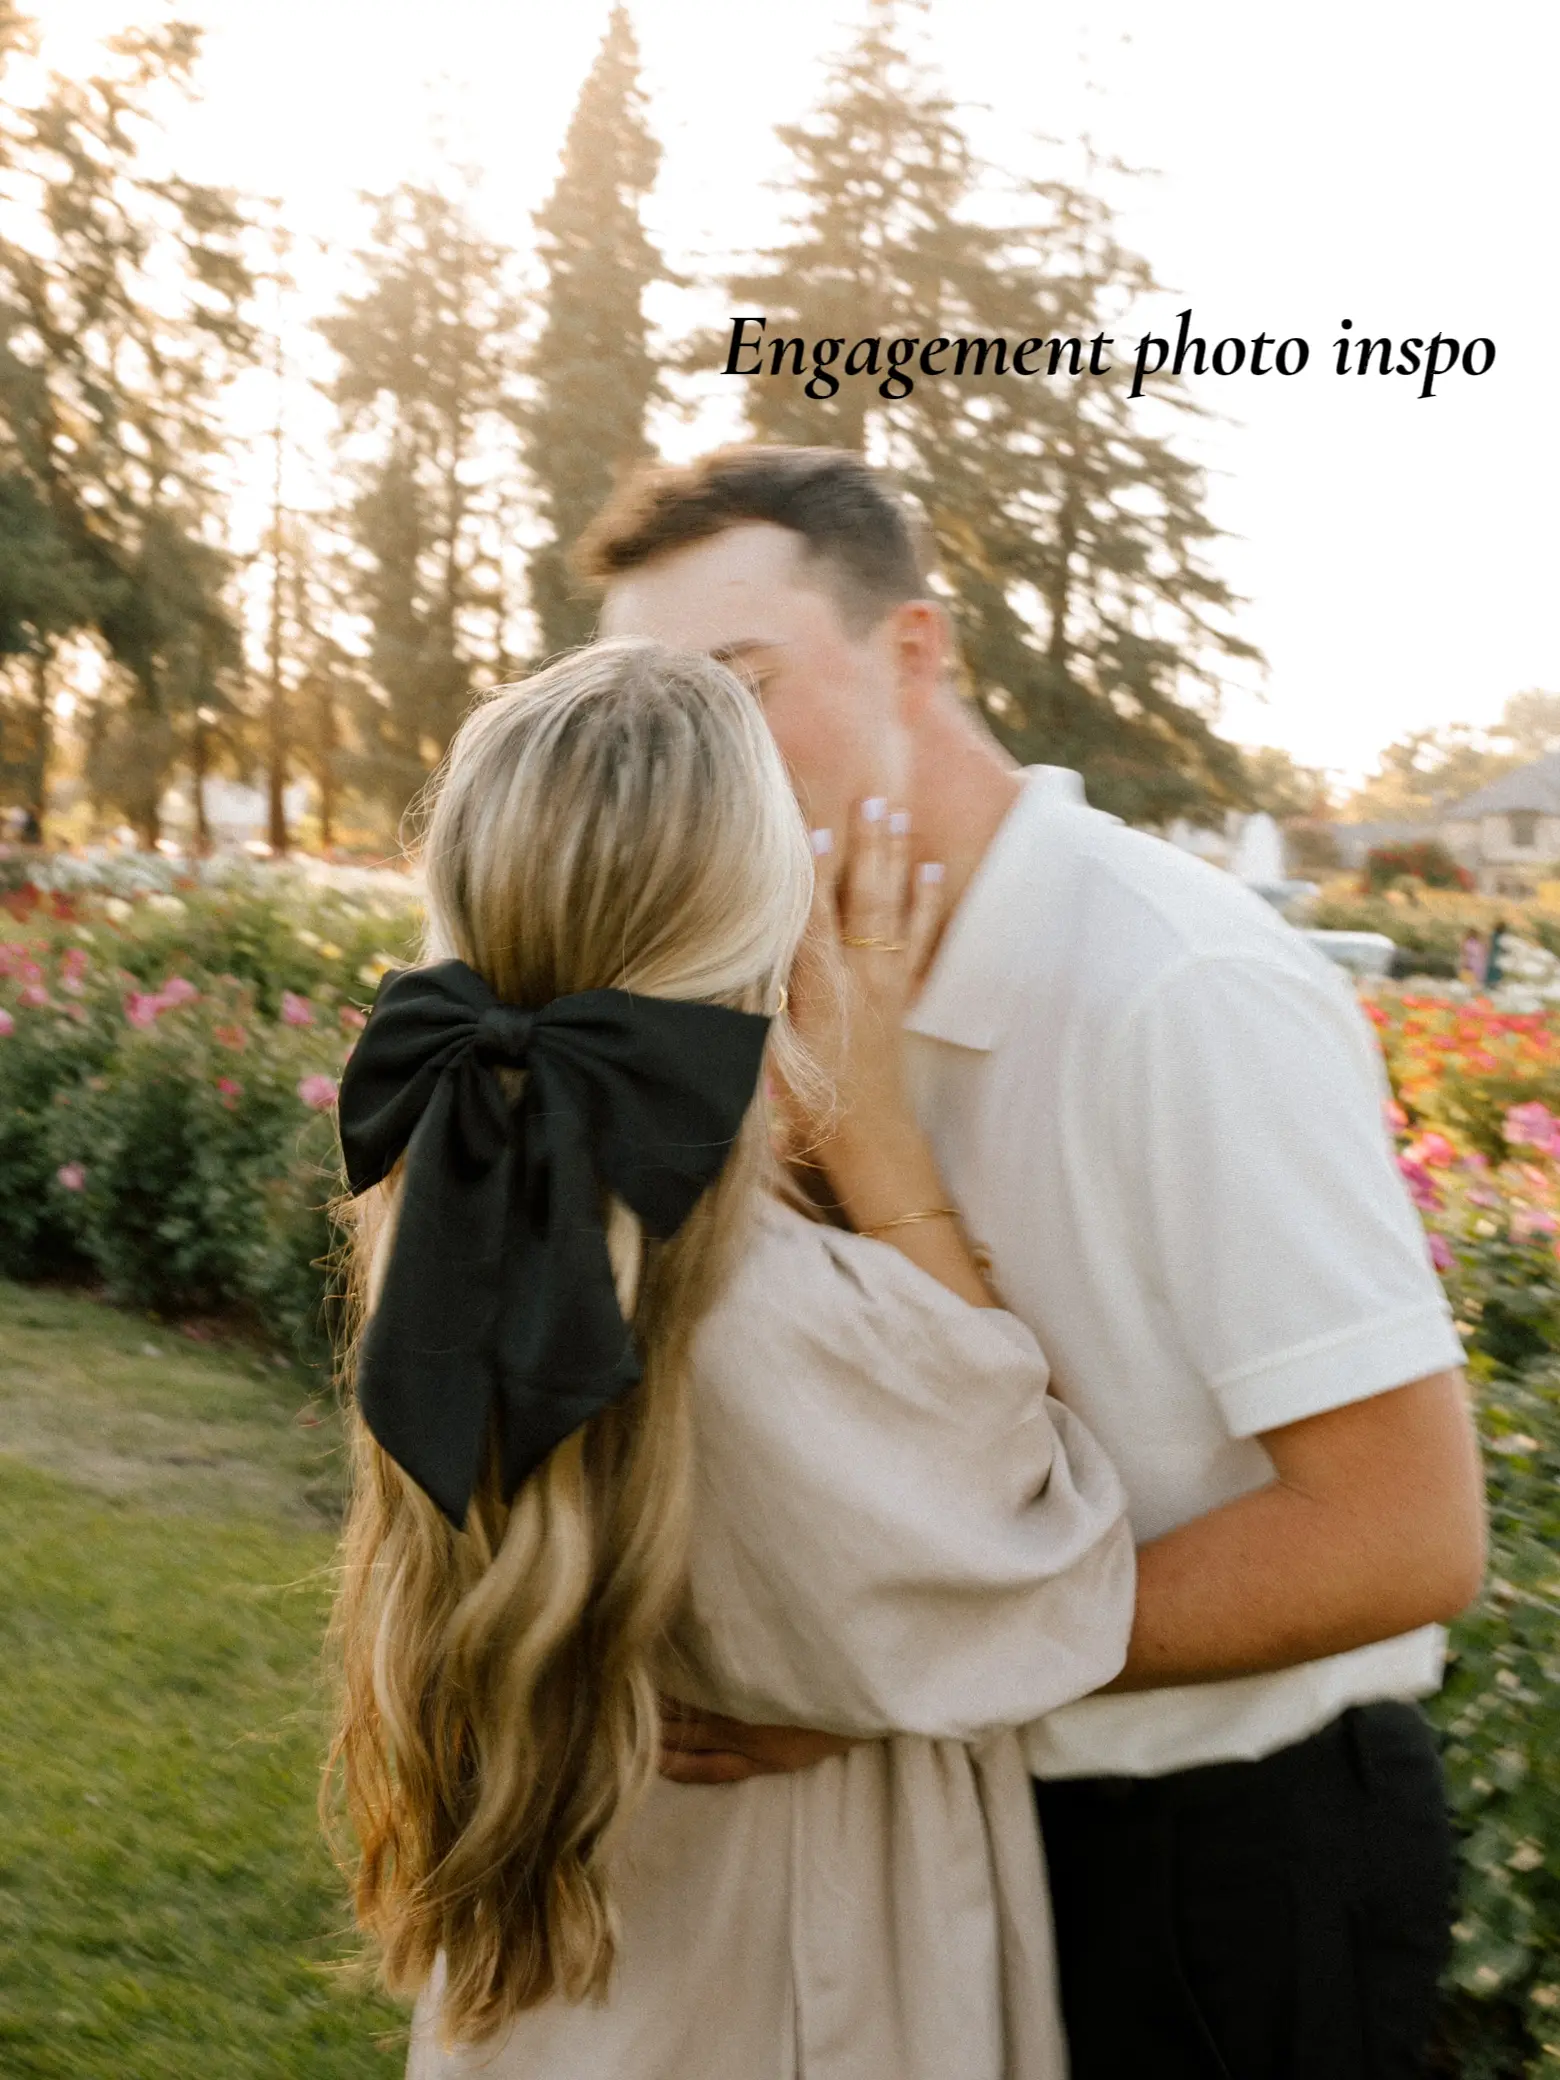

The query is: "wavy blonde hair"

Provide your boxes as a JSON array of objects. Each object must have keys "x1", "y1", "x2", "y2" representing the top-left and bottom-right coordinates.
[{"x1": 326, "y1": 640, "x2": 814, "y2": 2045}]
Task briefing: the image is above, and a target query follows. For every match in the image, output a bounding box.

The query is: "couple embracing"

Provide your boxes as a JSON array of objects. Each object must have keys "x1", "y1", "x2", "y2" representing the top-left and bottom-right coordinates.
[{"x1": 327, "y1": 446, "x2": 1485, "y2": 2079}]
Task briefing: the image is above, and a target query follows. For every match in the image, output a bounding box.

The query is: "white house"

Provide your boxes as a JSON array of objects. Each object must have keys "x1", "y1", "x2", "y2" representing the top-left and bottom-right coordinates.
[{"x1": 1438, "y1": 754, "x2": 1560, "y2": 894}]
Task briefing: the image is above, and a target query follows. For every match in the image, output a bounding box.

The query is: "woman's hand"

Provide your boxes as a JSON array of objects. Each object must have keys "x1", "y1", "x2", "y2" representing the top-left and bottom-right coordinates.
[
  {"x1": 783, "y1": 796, "x2": 945, "y2": 1151},
  {"x1": 777, "y1": 799, "x2": 995, "y2": 1307}
]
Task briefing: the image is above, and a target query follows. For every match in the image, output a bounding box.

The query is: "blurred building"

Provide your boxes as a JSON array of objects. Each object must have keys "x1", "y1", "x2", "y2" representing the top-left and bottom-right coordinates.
[
  {"x1": 1436, "y1": 756, "x2": 1560, "y2": 895},
  {"x1": 1318, "y1": 754, "x2": 1560, "y2": 897}
]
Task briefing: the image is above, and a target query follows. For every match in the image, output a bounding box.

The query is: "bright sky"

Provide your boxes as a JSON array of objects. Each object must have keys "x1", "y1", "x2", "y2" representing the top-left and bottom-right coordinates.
[{"x1": 27, "y1": 0, "x2": 1560, "y2": 787}]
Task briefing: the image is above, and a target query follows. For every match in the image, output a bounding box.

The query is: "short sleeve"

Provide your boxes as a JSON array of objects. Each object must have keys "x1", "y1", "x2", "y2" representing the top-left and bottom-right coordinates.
[
  {"x1": 1109, "y1": 952, "x2": 1464, "y2": 1438},
  {"x1": 679, "y1": 1203, "x2": 1135, "y2": 1740}
]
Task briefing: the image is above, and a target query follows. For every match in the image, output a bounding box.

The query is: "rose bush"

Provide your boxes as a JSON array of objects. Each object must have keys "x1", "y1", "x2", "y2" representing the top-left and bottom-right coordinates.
[
  {"x1": 0, "y1": 867, "x2": 419, "y2": 1358},
  {"x1": 1364, "y1": 990, "x2": 1560, "y2": 2075}
]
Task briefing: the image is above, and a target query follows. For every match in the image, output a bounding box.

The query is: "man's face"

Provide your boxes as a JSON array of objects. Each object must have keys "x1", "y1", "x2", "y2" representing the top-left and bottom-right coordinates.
[{"x1": 598, "y1": 521, "x2": 911, "y2": 832}]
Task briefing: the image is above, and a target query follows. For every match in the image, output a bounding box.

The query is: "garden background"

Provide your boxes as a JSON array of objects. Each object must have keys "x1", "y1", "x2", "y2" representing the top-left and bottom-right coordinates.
[{"x1": 1, "y1": 0, "x2": 1557, "y2": 2075}]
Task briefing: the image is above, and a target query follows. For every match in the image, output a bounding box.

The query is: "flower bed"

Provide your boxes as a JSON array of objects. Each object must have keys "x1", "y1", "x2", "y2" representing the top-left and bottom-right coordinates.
[
  {"x1": 0, "y1": 867, "x2": 420, "y2": 1357},
  {"x1": 1364, "y1": 988, "x2": 1560, "y2": 2074}
]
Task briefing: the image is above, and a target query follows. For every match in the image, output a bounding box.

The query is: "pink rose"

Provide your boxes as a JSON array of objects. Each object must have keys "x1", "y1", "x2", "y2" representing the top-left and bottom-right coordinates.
[
  {"x1": 280, "y1": 990, "x2": 314, "y2": 1027},
  {"x1": 19, "y1": 982, "x2": 48, "y2": 1008},
  {"x1": 158, "y1": 975, "x2": 199, "y2": 1008},
  {"x1": 1504, "y1": 1101, "x2": 1559, "y2": 1151},
  {"x1": 124, "y1": 992, "x2": 160, "y2": 1028},
  {"x1": 296, "y1": 1073, "x2": 337, "y2": 1112},
  {"x1": 1384, "y1": 1099, "x2": 1409, "y2": 1132},
  {"x1": 56, "y1": 1162, "x2": 86, "y2": 1191},
  {"x1": 0, "y1": 1008, "x2": 13, "y2": 1036},
  {"x1": 1396, "y1": 1154, "x2": 1441, "y2": 1213},
  {"x1": 1427, "y1": 1232, "x2": 1454, "y2": 1273},
  {"x1": 1408, "y1": 1132, "x2": 1457, "y2": 1170},
  {"x1": 339, "y1": 1005, "x2": 367, "y2": 1031},
  {"x1": 215, "y1": 1076, "x2": 243, "y2": 1109}
]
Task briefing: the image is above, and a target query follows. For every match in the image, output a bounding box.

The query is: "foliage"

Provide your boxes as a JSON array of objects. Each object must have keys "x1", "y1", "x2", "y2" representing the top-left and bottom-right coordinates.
[
  {"x1": 1344, "y1": 694, "x2": 1560, "y2": 828},
  {"x1": 0, "y1": 17, "x2": 258, "y2": 843},
  {"x1": 1365, "y1": 840, "x2": 1476, "y2": 894},
  {"x1": 1285, "y1": 820, "x2": 1342, "y2": 875},
  {"x1": 1309, "y1": 888, "x2": 1560, "y2": 986},
  {"x1": 0, "y1": 1283, "x2": 403, "y2": 2076},
  {"x1": 1240, "y1": 744, "x2": 1335, "y2": 821},
  {"x1": 320, "y1": 185, "x2": 522, "y2": 818},
  {"x1": 725, "y1": 0, "x2": 1260, "y2": 825},
  {"x1": 524, "y1": 5, "x2": 663, "y2": 655},
  {"x1": 1363, "y1": 996, "x2": 1560, "y2": 2074},
  {"x1": 0, "y1": 867, "x2": 419, "y2": 1350}
]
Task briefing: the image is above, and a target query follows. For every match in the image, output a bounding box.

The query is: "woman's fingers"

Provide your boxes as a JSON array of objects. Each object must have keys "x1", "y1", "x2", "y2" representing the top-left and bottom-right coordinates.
[
  {"x1": 905, "y1": 859, "x2": 946, "y2": 980},
  {"x1": 842, "y1": 797, "x2": 909, "y2": 948},
  {"x1": 808, "y1": 824, "x2": 840, "y2": 942}
]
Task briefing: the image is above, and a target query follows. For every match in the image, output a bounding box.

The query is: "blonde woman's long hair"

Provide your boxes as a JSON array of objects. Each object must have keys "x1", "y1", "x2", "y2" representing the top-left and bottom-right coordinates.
[{"x1": 326, "y1": 640, "x2": 814, "y2": 2044}]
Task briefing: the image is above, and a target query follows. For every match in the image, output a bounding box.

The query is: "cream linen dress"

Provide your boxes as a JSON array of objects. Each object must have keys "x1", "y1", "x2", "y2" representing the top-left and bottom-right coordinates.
[{"x1": 407, "y1": 1197, "x2": 1134, "y2": 2080}]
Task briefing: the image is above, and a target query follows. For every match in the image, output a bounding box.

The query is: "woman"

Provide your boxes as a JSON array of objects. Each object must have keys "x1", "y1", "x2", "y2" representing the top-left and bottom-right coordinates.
[{"x1": 327, "y1": 639, "x2": 1133, "y2": 2080}]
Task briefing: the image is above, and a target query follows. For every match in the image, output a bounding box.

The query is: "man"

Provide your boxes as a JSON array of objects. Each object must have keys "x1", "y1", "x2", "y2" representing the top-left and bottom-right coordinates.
[{"x1": 576, "y1": 446, "x2": 1486, "y2": 2077}]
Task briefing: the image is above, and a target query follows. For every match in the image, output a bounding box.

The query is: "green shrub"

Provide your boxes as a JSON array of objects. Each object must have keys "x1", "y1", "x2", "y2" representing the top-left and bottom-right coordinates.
[
  {"x1": 1310, "y1": 896, "x2": 1468, "y2": 976},
  {"x1": 1430, "y1": 1236, "x2": 1560, "y2": 2076},
  {"x1": 0, "y1": 880, "x2": 391, "y2": 1359}
]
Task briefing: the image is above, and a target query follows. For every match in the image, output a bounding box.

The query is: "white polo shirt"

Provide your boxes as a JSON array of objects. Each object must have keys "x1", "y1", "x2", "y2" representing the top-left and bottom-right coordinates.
[{"x1": 902, "y1": 768, "x2": 1466, "y2": 1779}]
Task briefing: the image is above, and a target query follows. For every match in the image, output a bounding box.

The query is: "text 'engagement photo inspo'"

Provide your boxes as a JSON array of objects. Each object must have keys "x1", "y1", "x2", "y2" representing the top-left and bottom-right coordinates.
[{"x1": 723, "y1": 309, "x2": 1499, "y2": 402}]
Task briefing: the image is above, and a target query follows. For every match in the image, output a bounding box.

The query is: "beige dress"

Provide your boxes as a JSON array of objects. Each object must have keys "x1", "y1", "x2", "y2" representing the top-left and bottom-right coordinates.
[{"x1": 407, "y1": 1198, "x2": 1134, "y2": 2080}]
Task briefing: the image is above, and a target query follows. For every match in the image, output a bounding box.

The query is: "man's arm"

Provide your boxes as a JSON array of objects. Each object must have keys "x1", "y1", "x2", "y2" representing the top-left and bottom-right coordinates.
[
  {"x1": 661, "y1": 1367, "x2": 1486, "y2": 1779},
  {"x1": 1107, "y1": 1367, "x2": 1486, "y2": 1691}
]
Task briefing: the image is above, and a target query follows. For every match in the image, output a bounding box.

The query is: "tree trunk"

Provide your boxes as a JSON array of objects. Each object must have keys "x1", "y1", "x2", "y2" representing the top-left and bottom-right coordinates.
[
  {"x1": 23, "y1": 647, "x2": 52, "y2": 840},
  {"x1": 266, "y1": 347, "x2": 290, "y2": 857},
  {"x1": 190, "y1": 714, "x2": 211, "y2": 857},
  {"x1": 317, "y1": 673, "x2": 337, "y2": 854}
]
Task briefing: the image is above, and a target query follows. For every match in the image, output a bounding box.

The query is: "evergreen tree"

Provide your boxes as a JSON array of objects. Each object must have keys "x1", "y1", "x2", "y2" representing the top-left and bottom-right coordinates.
[
  {"x1": 729, "y1": 0, "x2": 1259, "y2": 824},
  {"x1": 0, "y1": 17, "x2": 257, "y2": 841},
  {"x1": 321, "y1": 184, "x2": 519, "y2": 816},
  {"x1": 1494, "y1": 690, "x2": 1560, "y2": 766},
  {"x1": 0, "y1": 471, "x2": 98, "y2": 826},
  {"x1": 523, "y1": 5, "x2": 664, "y2": 655}
]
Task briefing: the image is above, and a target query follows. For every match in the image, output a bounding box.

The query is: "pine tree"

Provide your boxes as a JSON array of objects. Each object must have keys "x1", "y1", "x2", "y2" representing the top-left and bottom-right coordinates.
[
  {"x1": 0, "y1": 19, "x2": 257, "y2": 842},
  {"x1": 321, "y1": 184, "x2": 519, "y2": 816},
  {"x1": 0, "y1": 471, "x2": 98, "y2": 826},
  {"x1": 729, "y1": 0, "x2": 1259, "y2": 824},
  {"x1": 523, "y1": 5, "x2": 664, "y2": 655}
]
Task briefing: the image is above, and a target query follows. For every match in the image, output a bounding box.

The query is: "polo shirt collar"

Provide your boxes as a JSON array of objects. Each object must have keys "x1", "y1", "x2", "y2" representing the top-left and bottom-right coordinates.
[{"x1": 904, "y1": 766, "x2": 1074, "y2": 1053}]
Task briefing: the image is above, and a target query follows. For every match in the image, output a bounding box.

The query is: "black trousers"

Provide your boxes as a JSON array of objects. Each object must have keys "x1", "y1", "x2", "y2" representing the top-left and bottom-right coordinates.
[{"x1": 1033, "y1": 1702, "x2": 1455, "y2": 2080}]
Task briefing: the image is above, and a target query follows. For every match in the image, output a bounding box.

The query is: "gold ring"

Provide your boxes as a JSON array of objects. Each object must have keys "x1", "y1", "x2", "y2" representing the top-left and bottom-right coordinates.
[{"x1": 841, "y1": 935, "x2": 907, "y2": 952}]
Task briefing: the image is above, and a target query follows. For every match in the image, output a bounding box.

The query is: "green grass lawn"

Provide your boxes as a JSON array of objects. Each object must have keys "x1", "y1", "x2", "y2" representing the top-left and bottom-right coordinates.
[{"x1": 0, "y1": 1281, "x2": 405, "y2": 2078}]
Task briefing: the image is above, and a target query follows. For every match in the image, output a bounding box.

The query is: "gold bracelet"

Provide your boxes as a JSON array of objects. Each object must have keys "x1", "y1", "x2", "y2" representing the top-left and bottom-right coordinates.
[{"x1": 859, "y1": 1206, "x2": 961, "y2": 1236}]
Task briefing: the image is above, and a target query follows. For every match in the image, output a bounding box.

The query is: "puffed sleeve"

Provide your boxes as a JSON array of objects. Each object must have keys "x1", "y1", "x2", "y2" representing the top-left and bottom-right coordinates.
[{"x1": 674, "y1": 1199, "x2": 1135, "y2": 1740}]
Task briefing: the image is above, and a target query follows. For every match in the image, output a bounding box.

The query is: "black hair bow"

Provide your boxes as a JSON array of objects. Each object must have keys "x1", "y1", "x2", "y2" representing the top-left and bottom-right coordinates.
[{"x1": 337, "y1": 959, "x2": 771, "y2": 1526}]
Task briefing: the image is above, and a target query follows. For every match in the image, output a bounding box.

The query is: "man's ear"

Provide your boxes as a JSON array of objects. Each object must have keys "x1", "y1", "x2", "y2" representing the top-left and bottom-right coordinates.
[{"x1": 887, "y1": 599, "x2": 952, "y2": 725}]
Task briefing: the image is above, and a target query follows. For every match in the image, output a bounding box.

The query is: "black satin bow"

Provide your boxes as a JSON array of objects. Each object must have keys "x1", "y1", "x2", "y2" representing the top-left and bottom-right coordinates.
[{"x1": 337, "y1": 958, "x2": 771, "y2": 1526}]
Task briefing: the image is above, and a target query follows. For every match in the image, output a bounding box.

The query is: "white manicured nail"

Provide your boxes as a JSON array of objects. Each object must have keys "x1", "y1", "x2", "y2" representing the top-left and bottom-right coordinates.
[
  {"x1": 810, "y1": 827, "x2": 834, "y2": 856},
  {"x1": 889, "y1": 810, "x2": 911, "y2": 836},
  {"x1": 861, "y1": 796, "x2": 888, "y2": 822},
  {"x1": 917, "y1": 861, "x2": 945, "y2": 885}
]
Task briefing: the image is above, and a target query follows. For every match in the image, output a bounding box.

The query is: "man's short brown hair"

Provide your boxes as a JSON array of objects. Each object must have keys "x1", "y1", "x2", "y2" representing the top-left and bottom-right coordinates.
[{"x1": 573, "y1": 445, "x2": 932, "y2": 636}]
